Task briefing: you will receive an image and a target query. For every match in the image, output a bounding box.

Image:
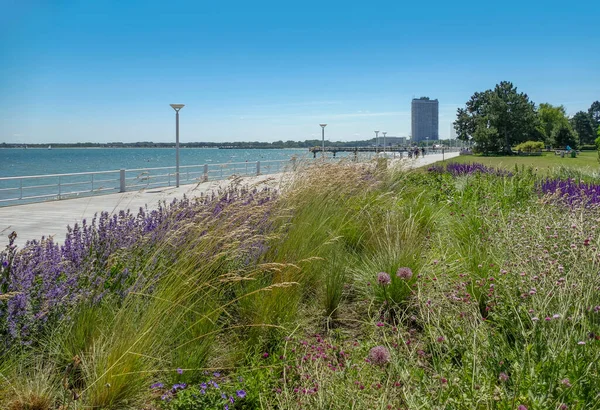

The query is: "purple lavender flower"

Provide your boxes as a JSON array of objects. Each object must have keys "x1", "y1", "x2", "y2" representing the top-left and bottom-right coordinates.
[
  {"x1": 177, "y1": 368, "x2": 183, "y2": 375},
  {"x1": 236, "y1": 390, "x2": 247, "y2": 398},
  {"x1": 150, "y1": 382, "x2": 164, "y2": 389}
]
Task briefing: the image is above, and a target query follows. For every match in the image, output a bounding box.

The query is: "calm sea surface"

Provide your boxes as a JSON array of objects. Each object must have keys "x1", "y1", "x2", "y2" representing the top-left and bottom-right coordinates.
[{"x1": 0, "y1": 148, "x2": 328, "y2": 178}]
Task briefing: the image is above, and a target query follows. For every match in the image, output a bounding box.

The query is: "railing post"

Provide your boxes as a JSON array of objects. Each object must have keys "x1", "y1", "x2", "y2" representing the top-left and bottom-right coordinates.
[
  {"x1": 58, "y1": 176, "x2": 62, "y2": 199},
  {"x1": 91, "y1": 174, "x2": 94, "y2": 192},
  {"x1": 119, "y1": 169, "x2": 126, "y2": 192},
  {"x1": 256, "y1": 161, "x2": 261, "y2": 175},
  {"x1": 203, "y1": 164, "x2": 208, "y2": 182},
  {"x1": 19, "y1": 179, "x2": 23, "y2": 200},
  {"x1": 168, "y1": 172, "x2": 171, "y2": 187}
]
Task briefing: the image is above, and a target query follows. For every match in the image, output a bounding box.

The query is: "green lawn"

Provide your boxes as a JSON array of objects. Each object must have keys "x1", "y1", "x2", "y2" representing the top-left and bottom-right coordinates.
[{"x1": 445, "y1": 150, "x2": 600, "y2": 173}]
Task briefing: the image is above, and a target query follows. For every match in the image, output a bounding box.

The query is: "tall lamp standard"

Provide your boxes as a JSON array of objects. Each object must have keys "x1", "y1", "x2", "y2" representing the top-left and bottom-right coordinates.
[
  {"x1": 382, "y1": 132, "x2": 387, "y2": 154},
  {"x1": 170, "y1": 104, "x2": 185, "y2": 187},
  {"x1": 320, "y1": 124, "x2": 327, "y2": 159},
  {"x1": 374, "y1": 130, "x2": 379, "y2": 154}
]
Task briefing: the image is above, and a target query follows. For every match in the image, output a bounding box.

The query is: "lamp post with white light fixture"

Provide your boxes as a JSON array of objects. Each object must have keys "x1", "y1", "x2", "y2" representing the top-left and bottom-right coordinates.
[
  {"x1": 320, "y1": 124, "x2": 327, "y2": 159},
  {"x1": 170, "y1": 104, "x2": 185, "y2": 187}
]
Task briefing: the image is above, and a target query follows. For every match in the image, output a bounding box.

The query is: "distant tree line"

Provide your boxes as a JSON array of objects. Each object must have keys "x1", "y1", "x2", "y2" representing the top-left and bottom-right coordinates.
[
  {"x1": 454, "y1": 81, "x2": 600, "y2": 154},
  {"x1": 0, "y1": 139, "x2": 393, "y2": 149}
]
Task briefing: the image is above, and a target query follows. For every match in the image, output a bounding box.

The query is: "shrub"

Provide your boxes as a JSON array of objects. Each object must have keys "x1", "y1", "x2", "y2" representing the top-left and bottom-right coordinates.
[{"x1": 514, "y1": 140, "x2": 544, "y2": 152}]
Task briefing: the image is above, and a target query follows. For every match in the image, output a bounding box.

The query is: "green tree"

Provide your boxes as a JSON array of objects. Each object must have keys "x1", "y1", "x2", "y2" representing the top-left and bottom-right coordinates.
[
  {"x1": 453, "y1": 81, "x2": 538, "y2": 154},
  {"x1": 552, "y1": 123, "x2": 579, "y2": 149},
  {"x1": 570, "y1": 111, "x2": 596, "y2": 145},
  {"x1": 538, "y1": 103, "x2": 569, "y2": 145},
  {"x1": 589, "y1": 101, "x2": 600, "y2": 130}
]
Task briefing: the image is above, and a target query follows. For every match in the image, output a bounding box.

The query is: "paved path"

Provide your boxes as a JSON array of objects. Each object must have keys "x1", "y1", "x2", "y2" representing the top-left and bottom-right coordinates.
[{"x1": 0, "y1": 152, "x2": 458, "y2": 248}]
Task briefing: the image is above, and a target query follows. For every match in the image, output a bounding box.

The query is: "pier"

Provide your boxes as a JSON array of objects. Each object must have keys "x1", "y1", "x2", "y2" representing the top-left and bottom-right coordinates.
[{"x1": 308, "y1": 146, "x2": 454, "y2": 158}]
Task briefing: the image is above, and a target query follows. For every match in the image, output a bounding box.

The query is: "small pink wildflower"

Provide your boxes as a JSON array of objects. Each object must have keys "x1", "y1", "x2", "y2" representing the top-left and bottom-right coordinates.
[
  {"x1": 560, "y1": 378, "x2": 572, "y2": 387},
  {"x1": 499, "y1": 372, "x2": 509, "y2": 382}
]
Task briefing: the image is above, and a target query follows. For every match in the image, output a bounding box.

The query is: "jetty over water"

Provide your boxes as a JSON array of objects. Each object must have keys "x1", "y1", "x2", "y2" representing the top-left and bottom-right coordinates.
[{"x1": 308, "y1": 146, "x2": 447, "y2": 158}]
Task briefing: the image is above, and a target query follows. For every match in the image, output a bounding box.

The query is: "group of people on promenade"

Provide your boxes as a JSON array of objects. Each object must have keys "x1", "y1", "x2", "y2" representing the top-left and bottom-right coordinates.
[{"x1": 407, "y1": 147, "x2": 426, "y2": 159}]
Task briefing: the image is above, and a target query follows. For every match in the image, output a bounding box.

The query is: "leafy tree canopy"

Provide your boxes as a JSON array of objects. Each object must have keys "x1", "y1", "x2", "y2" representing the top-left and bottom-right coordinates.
[
  {"x1": 589, "y1": 101, "x2": 600, "y2": 129},
  {"x1": 538, "y1": 103, "x2": 569, "y2": 144},
  {"x1": 571, "y1": 111, "x2": 596, "y2": 145},
  {"x1": 453, "y1": 81, "x2": 538, "y2": 154}
]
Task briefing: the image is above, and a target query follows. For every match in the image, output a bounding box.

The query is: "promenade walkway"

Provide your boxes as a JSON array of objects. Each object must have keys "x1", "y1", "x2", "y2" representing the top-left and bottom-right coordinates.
[{"x1": 0, "y1": 152, "x2": 458, "y2": 248}]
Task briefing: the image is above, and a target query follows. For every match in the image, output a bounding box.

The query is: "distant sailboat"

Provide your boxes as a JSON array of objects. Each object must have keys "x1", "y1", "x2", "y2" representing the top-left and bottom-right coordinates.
[{"x1": 48, "y1": 145, "x2": 52, "y2": 150}]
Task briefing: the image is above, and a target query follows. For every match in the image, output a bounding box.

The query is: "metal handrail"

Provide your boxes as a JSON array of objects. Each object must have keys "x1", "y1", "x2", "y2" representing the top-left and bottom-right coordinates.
[{"x1": 0, "y1": 158, "x2": 300, "y2": 206}]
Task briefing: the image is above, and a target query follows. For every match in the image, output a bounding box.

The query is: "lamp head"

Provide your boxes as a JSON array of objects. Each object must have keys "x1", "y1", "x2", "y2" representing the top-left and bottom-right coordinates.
[
  {"x1": 170, "y1": 104, "x2": 185, "y2": 111},
  {"x1": 374, "y1": 130, "x2": 379, "y2": 133},
  {"x1": 319, "y1": 124, "x2": 327, "y2": 128}
]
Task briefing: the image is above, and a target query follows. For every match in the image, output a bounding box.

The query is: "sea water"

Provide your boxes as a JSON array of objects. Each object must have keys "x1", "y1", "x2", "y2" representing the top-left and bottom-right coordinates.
[{"x1": 0, "y1": 148, "x2": 319, "y2": 178}]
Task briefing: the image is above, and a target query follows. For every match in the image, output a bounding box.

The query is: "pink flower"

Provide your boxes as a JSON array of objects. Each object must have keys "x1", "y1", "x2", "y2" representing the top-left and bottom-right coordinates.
[
  {"x1": 560, "y1": 378, "x2": 572, "y2": 387},
  {"x1": 518, "y1": 405, "x2": 528, "y2": 410},
  {"x1": 499, "y1": 372, "x2": 509, "y2": 382},
  {"x1": 377, "y1": 272, "x2": 391, "y2": 285},
  {"x1": 396, "y1": 267, "x2": 413, "y2": 280},
  {"x1": 368, "y1": 346, "x2": 391, "y2": 366}
]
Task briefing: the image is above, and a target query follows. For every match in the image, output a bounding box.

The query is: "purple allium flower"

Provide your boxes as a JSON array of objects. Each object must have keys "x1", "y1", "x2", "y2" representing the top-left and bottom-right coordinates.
[
  {"x1": 236, "y1": 390, "x2": 247, "y2": 398},
  {"x1": 262, "y1": 352, "x2": 269, "y2": 358},
  {"x1": 396, "y1": 267, "x2": 413, "y2": 280},
  {"x1": 499, "y1": 372, "x2": 509, "y2": 382},
  {"x1": 368, "y1": 345, "x2": 391, "y2": 366},
  {"x1": 176, "y1": 368, "x2": 183, "y2": 375},
  {"x1": 377, "y1": 272, "x2": 391, "y2": 285},
  {"x1": 518, "y1": 406, "x2": 528, "y2": 410}
]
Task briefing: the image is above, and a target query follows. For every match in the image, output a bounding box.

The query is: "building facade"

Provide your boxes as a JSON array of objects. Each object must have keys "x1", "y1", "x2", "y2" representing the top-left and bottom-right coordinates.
[{"x1": 411, "y1": 97, "x2": 439, "y2": 142}]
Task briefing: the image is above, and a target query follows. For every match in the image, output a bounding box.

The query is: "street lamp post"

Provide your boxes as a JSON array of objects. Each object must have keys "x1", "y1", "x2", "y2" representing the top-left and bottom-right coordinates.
[
  {"x1": 374, "y1": 130, "x2": 379, "y2": 155},
  {"x1": 382, "y1": 132, "x2": 387, "y2": 154},
  {"x1": 170, "y1": 104, "x2": 185, "y2": 187},
  {"x1": 320, "y1": 124, "x2": 327, "y2": 159}
]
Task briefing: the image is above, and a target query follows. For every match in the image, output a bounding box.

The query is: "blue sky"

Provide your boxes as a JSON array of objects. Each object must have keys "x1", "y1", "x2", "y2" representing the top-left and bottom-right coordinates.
[{"x1": 1, "y1": 0, "x2": 598, "y2": 143}]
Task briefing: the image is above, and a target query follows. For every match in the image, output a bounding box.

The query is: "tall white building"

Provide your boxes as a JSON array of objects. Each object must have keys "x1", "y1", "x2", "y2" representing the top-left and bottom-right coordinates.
[{"x1": 411, "y1": 97, "x2": 439, "y2": 142}]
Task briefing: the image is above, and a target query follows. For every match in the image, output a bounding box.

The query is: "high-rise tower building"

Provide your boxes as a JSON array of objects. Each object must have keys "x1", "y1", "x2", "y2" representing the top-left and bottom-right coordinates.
[{"x1": 411, "y1": 97, "x2": 439, "y2": 142}]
